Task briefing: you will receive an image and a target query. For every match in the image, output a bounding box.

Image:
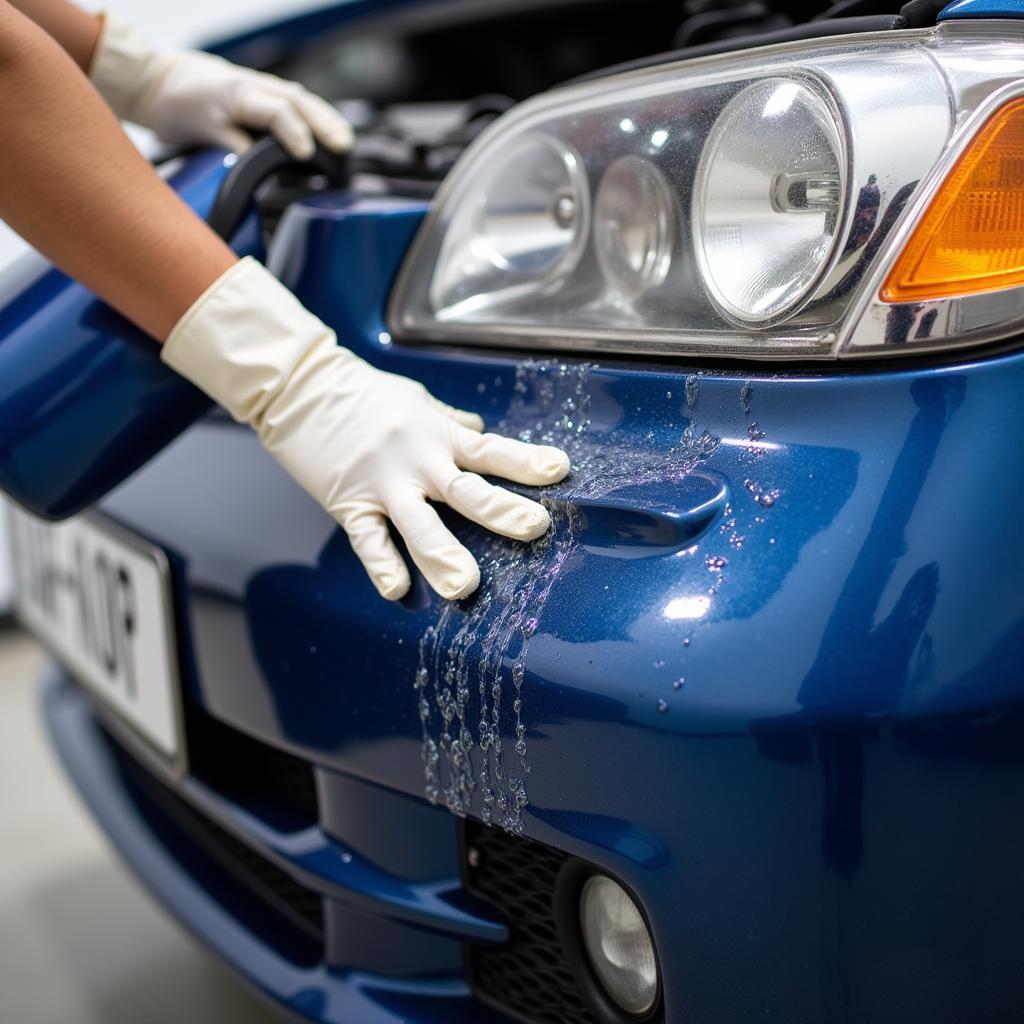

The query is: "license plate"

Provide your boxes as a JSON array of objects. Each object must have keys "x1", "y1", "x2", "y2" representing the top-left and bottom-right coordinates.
[{"x1": 9, "y1": 507, "x2": 185, "y2": 767}]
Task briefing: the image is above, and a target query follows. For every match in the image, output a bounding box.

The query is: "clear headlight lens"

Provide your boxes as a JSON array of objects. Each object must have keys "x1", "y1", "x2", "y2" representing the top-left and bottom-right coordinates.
[
  {"x1": 694, "y1": 78, "x2": 845, "y2": 324},
  {"x1": 579, "y1": 875, "x2": 658, "y2": 1016},
  {"x1": 391, "y1": 23, "x2": 1024, "y2": 359}
]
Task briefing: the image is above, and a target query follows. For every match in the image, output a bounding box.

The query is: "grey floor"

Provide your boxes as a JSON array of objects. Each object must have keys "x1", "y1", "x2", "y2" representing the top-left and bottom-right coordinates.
[{"x1": 0, "y1": 629, "x2": 281, "y2": 1023}]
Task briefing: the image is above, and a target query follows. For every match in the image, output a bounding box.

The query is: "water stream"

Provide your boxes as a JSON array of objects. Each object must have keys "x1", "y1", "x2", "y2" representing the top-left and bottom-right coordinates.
[{"x1": 414, "y1": 360, "x2": 731, "y2": 833}]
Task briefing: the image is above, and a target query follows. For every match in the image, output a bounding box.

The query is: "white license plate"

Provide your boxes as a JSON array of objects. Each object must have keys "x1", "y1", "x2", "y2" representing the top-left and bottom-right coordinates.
[{"x1": 9, "y1": 508, "x2": 184, "y2": 765}]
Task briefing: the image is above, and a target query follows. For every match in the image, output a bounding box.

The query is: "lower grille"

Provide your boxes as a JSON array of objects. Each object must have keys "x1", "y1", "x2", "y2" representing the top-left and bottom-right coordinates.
[
  {"x1": 185, "y1": 706, "x2": 318, "y2": 831},
  {"x1": 103, "y1": 726, "x2": 325, "y2": 964},
  {"x1": 464, "y1": 821, "x2": 597, "y2": 1024}
]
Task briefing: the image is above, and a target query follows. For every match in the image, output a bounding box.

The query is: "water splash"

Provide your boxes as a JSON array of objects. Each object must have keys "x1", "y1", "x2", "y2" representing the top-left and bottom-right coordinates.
[
  {"x1": 413, "y1": 360, "x2": 722, "y2": 833},
  {"x1": 743, "y1": 478, "x2": 781, "y2": 508}
]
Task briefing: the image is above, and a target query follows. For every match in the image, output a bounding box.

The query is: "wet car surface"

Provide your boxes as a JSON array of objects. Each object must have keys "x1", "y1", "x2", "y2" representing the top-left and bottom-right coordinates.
[{"x1": 5, "y1": 1, "x2": 1024, "y2": 1021}]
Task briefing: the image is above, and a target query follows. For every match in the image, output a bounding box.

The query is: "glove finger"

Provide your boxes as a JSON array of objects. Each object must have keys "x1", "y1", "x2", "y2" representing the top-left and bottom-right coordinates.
[
  {"x1": 210, "y1": 124, "x2": 254, "y2": 155},
  {"x1": 429, "y1": 395, "x2": 484, "y2": 432},
  {"x1": 341, "y1": 509, "x2": 411, "y2": 601},
  {"x1": 230, "y1": 90, "x2": 315, "y2": 159},
  {"x1": 453, "y1": 425, "x2": 571, "y2": 486},
  {"x1": 387, "y1": 493, "x2": 480, "y2": 600},
  {"x1": 444, "y1": 471, "x2": 550, "y2": 542},
  {"x1": 291, "y1": 90, "x2": 355, "y2": 153}
]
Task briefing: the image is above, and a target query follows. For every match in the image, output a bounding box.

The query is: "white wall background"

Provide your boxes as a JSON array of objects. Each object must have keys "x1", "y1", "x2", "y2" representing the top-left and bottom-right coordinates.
[{"x1": 0, "y1": 0, "x2": 330, "y2": 608}]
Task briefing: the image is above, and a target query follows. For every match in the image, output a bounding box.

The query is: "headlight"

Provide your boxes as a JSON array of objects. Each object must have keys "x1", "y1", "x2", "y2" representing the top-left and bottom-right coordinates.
[
  {"x1": 579, "y1": 874, "x2": 658, "y2": 1016},
  {"x1": 391, "y1": 22, "x2": 1024, "y2": 359},
  {"x1": 693, "y1": 78, "x2": 845, "y2": 325}
]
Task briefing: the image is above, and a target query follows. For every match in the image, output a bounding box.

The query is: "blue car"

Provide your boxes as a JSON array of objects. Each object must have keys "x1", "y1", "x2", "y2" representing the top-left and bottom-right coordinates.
[{"x1": 5, "y1": 0, "x2": 1024, "y2": 1020}]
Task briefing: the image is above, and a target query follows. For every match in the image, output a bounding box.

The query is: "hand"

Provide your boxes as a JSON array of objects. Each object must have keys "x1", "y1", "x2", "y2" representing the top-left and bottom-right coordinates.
[
  {"x1": 90, "y1": 13, "x2": 352, "y2": 158},
  {"x1": 162, "y1": 259, "x2": 571, "y2": 600}
]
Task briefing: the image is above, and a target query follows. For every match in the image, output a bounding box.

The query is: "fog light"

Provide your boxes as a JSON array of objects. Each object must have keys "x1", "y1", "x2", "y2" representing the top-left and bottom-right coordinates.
[{"x1": 580, "y1": 875, "x2": 658, "y2": 1016}]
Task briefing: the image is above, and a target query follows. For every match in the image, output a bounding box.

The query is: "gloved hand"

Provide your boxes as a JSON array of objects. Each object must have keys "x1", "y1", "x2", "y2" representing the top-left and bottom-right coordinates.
[
  {"x1": 89, "y1": 12, "x2": 352, "y2": 158},
  {"x1": 162, "y1": 258, "x2": 571, "y2": 601}
]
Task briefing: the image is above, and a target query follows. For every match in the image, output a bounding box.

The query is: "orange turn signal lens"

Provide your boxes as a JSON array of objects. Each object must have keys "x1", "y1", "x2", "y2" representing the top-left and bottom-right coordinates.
[{"x1": 882, "y1": 96, "x2": 1024, "y2": 304}]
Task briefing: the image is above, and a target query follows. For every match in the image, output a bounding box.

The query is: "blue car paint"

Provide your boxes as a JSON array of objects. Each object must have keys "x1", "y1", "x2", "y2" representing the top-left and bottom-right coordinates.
[
  {"x1": 0, "y1": 1, "x2": 1015, "y2": 1019},
  {"x1": 940, "y1": 0, "x2": 1024, "y2": 19},
  {"x1": 0, "y1": 149, "x2": 261, "y2": 519},
  {"x1": 65, "y1": 186, "x2": 1024, "y2": 1022}
]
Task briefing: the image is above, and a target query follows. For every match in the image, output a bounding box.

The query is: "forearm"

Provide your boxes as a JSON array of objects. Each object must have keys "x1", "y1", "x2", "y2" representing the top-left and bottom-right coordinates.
[
  {"x1": 7, "y1": 0, "x2": 100, "y2": 70},
  {"x1": 0, "y1": 3, "x2": 236, "y2": 340}
]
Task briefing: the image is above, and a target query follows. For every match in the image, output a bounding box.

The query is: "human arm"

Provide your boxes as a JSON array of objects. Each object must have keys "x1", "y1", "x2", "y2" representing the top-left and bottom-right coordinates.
[
  {"x1": 6, "y1": 0, "x2": 99, "y2": 69},
  {"x1": 9, "y1": 1, "x2": 353, "y2": 158},
  {"x1": 0, "y1": 3, "x2": 570, "y2": 600},
  {"x1": 0, "y1": 0, "x2": 235, "y2": 338}
]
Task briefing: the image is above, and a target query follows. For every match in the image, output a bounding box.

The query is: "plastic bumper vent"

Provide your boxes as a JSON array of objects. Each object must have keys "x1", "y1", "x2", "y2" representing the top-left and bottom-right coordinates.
[{"x1": 464, "y1": 821, "x2": 598, "y2": 1024}]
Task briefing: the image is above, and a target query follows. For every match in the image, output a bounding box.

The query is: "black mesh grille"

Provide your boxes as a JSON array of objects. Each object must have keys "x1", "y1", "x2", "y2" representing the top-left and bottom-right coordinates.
[
  {"x1": 185, "y1": 706, "x2": 318, "y2": 831},
  {"x1": 464, "y1": 822, "x2": 597, "y2": 1024},
  {"x1": 106, "y1": 727, "x2": 325, "y2": 962}
]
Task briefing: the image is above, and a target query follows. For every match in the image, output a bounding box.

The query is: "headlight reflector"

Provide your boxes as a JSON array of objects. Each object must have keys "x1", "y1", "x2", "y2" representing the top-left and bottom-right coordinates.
[
  {"x1": 694, "y1": 78, "x2": 845, "y2": 324},
  {"x1": 580, "y1": 875, "x2": 658, "y2": 1016},
  {"x1": 595, "y1": 155, "x2": 676, "y2": 300},
  {"x1": 429, "y1": 132, "x2": 589, "y2": 317}
]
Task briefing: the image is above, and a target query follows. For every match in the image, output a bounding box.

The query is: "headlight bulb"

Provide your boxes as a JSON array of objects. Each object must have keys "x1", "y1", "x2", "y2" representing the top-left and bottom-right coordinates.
[
  {"x1": 595, "y1": 155, "x2": 676, "y2": 300},
  {"x1": 693, "y1": 77, "x2": 846, "y2": 324}
]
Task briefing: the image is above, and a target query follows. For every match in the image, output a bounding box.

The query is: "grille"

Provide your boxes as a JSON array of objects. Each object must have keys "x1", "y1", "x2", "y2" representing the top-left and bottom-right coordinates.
[
  {"x1": 185, "y1": 706, "x2": 318, "y2": 831},
  {"x1": 464, "y1": 821, "x2": 597, "y2": 1024},
  {"x1": 105, "y1": 727, "x2": 325, "y2": 963}
]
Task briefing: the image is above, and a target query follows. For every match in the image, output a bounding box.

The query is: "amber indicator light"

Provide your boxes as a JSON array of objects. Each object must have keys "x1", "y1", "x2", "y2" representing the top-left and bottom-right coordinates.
[{"x1": 882, "y1": 96, "x2": 1024, "y2": 303}]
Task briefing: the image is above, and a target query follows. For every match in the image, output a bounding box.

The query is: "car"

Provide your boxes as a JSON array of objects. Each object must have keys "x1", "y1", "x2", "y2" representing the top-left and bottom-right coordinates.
[{"x1": 4, "y1": 0, "x2": 1024, "y2": 1021}]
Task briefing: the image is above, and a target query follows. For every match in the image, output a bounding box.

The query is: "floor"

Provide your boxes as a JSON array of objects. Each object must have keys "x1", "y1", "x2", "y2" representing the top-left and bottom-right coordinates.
[{"x1": 0, "y1": 628, "x2": 281, "y2": 1023}]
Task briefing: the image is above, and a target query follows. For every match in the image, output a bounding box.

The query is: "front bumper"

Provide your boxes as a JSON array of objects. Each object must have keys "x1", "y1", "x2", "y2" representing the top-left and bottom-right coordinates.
[{"x1": 47, "y1": 347, "x2": 1024, "y2": 1023}]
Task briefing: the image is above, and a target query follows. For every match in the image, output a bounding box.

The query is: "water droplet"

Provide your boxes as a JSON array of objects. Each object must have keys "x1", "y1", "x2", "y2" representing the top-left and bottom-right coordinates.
[
  {"x1": 657, "y1": 699, "x2": 669, "y2": 714},
  {"x1": 341, "y1": 852, "x2": 353, "y2": 865},
  {"x1": 673, "y1": 678, "x2": 685, "y2": 690},
  {"x1": 740, "y1": 382, "x2": 753, "y2": 415},
  {"x1": 747, "y1": 422, "x2": 765, "y2": 442},
  {"x1": 683, "y1": 637, "x2": 691, "y2": 647},
  {"x1": 654, "y1": 659, "x2": 665, "y2": 669},
  {"x1": 685, "y1": 374, "x2": 700, "y2": 412},
  {"x1": 705, "y1": 554, "x2": 728, "y2": 571}
]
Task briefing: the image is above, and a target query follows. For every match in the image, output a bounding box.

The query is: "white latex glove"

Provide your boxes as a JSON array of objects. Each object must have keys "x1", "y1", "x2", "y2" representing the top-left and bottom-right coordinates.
[
  {"x1": 89, "y1": 12, "x2": 352, "y2": 159},
  {"x1": 162, "y1": 258, "x2": 571, "y2": 601}
]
